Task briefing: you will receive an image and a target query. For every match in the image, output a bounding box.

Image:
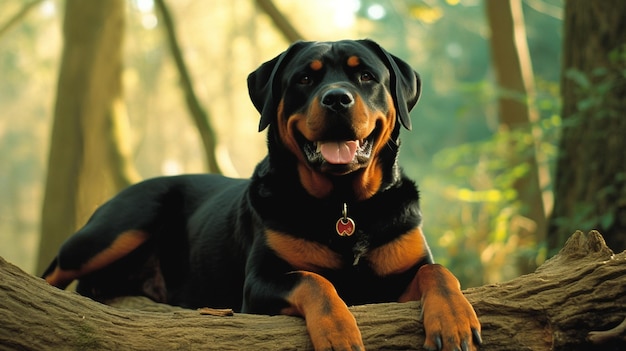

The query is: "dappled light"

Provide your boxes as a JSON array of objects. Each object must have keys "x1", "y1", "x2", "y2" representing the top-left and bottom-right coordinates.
[{"x1": 3, "y1": 0, "x2": 620, "y2": 294}]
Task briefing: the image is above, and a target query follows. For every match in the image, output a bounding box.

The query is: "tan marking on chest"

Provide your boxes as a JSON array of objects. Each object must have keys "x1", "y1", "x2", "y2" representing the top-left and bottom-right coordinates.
[
  {"x1": 266, "y1": 230, "x2": 343, "y2": 271},
  {"x1": 368, "y1": 227, "x2": 428, "y2": 276}
]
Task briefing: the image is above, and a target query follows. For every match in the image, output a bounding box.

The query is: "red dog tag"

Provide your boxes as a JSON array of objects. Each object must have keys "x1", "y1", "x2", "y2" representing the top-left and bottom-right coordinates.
[
  {"x1": 336, "y1": 203, "x2": 355, "y2": 236},
  {"x1": 336, "y1": 217, "x2": 356, "y2": 236}
]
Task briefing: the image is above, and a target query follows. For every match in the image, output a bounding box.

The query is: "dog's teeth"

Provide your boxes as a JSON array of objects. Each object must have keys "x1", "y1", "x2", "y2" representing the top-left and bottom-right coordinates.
[{"x1": 316, "y1": 142, "x2": 321, "y2": 152}]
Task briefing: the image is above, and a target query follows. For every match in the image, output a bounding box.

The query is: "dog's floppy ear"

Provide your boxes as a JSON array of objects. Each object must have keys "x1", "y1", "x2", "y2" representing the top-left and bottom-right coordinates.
[
  {"x1": 248, "y1": 41, "x2": 310, "y2": 132},
  {"x1": 359, "y1": 40, "x2": 421, "y2": 130}
]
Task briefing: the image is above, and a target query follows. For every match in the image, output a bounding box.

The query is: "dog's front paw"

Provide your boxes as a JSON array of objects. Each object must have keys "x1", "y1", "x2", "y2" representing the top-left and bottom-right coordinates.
[
  {"x1": 282, "y1": 271, "x2": 365, "y2": 351},
  {"x1": 306, "y1": 311, "x2": 364, "y2": 351},
  {"x1": 419, "y1": 265, "x2": 482, "y2": 351},
  {"x1": 422, "y1": 292, "x2": 481, "y2": 351}
]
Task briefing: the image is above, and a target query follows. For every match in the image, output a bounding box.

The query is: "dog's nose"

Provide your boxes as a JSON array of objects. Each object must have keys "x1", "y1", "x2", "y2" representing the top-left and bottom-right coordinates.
[{"x1": 321, "y1": 88, "x2": 354, "y2": 112}]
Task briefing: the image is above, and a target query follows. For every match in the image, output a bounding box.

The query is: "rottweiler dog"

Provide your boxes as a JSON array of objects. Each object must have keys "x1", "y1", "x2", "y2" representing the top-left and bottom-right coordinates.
[{"x1": 43, "y1": 39, "x2": 481, "y2": 351}]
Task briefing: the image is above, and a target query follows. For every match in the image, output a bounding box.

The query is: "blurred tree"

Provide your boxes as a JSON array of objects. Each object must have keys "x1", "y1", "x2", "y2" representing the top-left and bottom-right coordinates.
[
  {"x1": 352, "y1": 1, "x2": 563, "y2": 285},
  {"x1": 36, "y1": 0, "x2": 140, "y2": 274},
  {"x1": 0, "y1": 0, "x2": 43, "y2": 39},
  {"x1": 154, "y1": 0, "x2": 221, "y2": 174},
  {"x1": 485, "y1": 0, "x2": 547, "y2": 248},
  {"x1": 0, "y1": 0, "x2": 566, "y2": 283},
  {"x1": 549, "y1": 0, "x2": 626, "y2": 253},
  {"x1": 255, "y1": 0, "x2": 303, "y2": 42}
]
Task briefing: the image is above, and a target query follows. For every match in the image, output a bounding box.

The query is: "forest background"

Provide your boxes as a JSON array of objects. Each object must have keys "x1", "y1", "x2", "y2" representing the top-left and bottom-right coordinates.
[{"x1": 0, "y1": 0, "x2": 621, "y2": 289}]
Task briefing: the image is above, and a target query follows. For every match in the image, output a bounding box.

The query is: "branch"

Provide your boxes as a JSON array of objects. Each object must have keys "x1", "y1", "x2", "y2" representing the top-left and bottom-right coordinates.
[
  {"x1": 1, "y1": 231, "x2": 624, "y2": 350},
  {"x1": 153, "y1": 0, "x2": 222, "y2": 174},
  {"x1": 254, "y1": 0, "x2": 304, "y2": 42},
  {"x1": 0, "y1": 0, "x2": 44, "y2": 40}
]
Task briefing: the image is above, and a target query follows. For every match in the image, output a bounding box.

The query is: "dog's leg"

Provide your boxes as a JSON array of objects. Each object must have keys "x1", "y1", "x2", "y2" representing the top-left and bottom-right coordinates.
[
  {"x1": 42, "y1": 177, "x2": 189, "y2": 290},
  {"x1": 280, "y1": 271, "x2": 364, "y2": 351},
  {"x1": 400, "y1": 264, "x2": 482, "y2": 351},
  {"x1": 43, "y1": 229, "x2": 149, "y2": 288}
]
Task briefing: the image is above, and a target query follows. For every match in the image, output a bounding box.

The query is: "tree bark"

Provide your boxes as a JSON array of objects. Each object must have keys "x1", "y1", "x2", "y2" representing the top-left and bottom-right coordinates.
[
  {"x1": 485, "y1": 0, "x2": 548, "y2": 246},
  {"x1": 549, "y1": 0, "x2": 626, "y2": 254},
  {"x1": 36, "y1": 0, "x2": 140, "y2": 276},
  {"x1": 3, "y1": 231, "x2": 624, "y2": 350}
]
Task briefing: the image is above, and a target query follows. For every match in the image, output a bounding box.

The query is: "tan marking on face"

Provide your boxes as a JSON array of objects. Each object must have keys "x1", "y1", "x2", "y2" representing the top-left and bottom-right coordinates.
[
  {"x1": 277, "y1": 99, "x2": 304, "y2": 161},
  {"x1": 310, "y1": 60, "x2": 323, "y2": 71},
  {"x1": 352, "y1": 93, "x2": 397, "y2": 200},
  {"x1": 347, "y1": 55, "x2": 360, "y2": 67},
  {"x1": 277, "y1": 89, "x2": 394, "y2": 200},
  {"x1": 278, "y1": 98, "x2": 334, "y2": 198},
  {"x1": 347, "y1": 94, "x2": 376, "y2": 137},
  {"x1": 297, "y1": 164, "x2": 334, "y2": 198}
]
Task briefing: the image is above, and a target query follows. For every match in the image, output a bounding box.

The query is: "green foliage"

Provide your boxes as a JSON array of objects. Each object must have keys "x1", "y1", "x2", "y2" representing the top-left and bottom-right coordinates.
[
  {"x1": 552, "y1": 172, "x2": 623, "y2": 236},
  {"x1": 564, "y1": 43, "x2": 626, "y2": 121},
  {"x1": 400, "y1": 83, "x2": 561, "y2": 284},
  {"x1": 550, "y1": 43, "x2": 625, "y2": 249},
  {"x1": 0, "y1": 0, "x2": 566, "y2": 285},
  {"x1": 418, "y1": 118, "x2": 558, "y2": 286},
  {"x1": 566, "y1": 68, "x2": 616, "y2": 117},
  {"x1": 352, "y1": 0, "x2": 563, "y2": 286}
]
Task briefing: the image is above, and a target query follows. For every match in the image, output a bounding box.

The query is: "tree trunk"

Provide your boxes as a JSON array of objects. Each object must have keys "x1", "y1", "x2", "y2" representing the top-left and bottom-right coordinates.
[
  {"x1": 4, "y1": 231, "x2": 624, "y2": 350},
  {"x1": 154, "y1": 0, "x2": 222, "y2": 174},
  {"x1": 36, "y1": 0, "x2": 140, "y2": 275},
  {"x1": 485, "y1": 0, "x2": 548, "y2": 246},
  {"x1": 549, "y1": 0, "x2": 626, "y2": 253}
]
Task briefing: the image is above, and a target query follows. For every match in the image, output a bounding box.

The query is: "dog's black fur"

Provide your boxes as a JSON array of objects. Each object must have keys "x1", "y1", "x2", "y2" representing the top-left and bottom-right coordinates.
[{"x1": 44, "y1": 39, "x2": 480, "y2": 351}]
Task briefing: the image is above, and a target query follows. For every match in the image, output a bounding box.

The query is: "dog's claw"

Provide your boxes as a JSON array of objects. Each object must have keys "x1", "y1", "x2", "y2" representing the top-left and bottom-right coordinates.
[
  {"x1": 472, "y1": 328, "x2": 482, "y2": 345},
  {"x1": 423, "y1": 323, "x2": 481, "y2": 351},
  {"x1": 461, "y1": 340, "x2": 469, "y2": 351},
  {"x1": 424, "y1": 334, "x2": 443, "y2": 351},
  {"x1": 436, "y1": 336, "x2": 443, "y2": 350}
]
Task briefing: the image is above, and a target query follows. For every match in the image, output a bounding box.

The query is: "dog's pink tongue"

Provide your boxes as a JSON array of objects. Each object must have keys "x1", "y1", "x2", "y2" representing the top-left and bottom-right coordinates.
[{"x1": 319, "y1": 141, "x2": 358, "y2": 164}]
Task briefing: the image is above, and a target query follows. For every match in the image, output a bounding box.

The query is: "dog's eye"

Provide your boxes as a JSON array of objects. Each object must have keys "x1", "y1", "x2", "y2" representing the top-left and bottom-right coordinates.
[
  {"x1": 360, "y1": 72, "x2": 374, "y2": 82},
  {"x1": 298, "y1": 75, "x2": 312, "y2": 85}
]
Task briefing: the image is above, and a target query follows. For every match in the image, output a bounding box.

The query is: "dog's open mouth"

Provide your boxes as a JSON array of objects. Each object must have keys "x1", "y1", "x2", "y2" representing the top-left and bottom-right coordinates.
[{"x1": 298, "y1": 130, "x2": 376, "y2": 174}]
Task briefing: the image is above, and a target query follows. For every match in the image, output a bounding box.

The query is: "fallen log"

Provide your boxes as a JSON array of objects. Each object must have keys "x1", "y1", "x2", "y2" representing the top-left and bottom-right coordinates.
[{"x1": 0, "y1": 230, "x2": 624, "y2": 350}]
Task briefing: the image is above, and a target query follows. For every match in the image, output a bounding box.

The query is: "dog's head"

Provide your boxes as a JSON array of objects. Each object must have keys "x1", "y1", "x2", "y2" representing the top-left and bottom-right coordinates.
[{"x1": 248, "y1": 40, "x2": 421, "y2": 199}]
